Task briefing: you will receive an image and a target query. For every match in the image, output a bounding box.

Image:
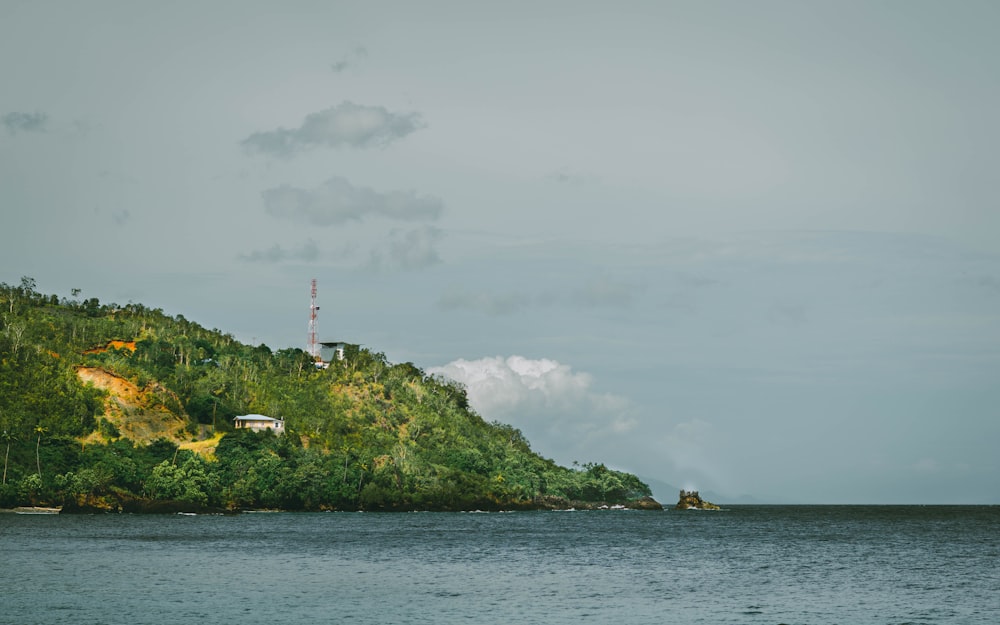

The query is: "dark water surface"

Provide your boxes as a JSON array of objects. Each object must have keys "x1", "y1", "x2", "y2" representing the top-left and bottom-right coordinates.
[{"x1": 2, "y1": 506, "x2": 998, "y2": 624}]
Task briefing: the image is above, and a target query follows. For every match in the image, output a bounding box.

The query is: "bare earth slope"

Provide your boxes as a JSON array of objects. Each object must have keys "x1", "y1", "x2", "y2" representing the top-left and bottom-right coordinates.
[{"x1": 76, "y1": 367, "x2": 188, "y2": 443}]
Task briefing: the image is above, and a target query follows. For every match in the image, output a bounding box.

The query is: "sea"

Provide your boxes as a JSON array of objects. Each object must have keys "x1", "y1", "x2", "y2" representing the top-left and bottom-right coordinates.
[{"x1": 2, "y1": 506, "x2": 997, "y2": 625}]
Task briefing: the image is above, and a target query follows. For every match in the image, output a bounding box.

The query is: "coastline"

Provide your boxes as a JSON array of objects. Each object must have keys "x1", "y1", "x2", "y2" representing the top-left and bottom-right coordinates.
[
  {"x1": 0, "y1": 506, "x2": 63, "y2": 514},
  {"x1": 48, "y1": 495, "x2": 664, "y2": 514}
]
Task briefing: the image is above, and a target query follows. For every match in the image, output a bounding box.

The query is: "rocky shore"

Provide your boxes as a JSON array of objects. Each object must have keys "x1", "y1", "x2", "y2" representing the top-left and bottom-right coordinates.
[
  {"x1": 675, "y1": 489, "x2": 720, "y2": 510},
  {"x1": 55, "y1": 493, "x2": 663, "y2": 514}
]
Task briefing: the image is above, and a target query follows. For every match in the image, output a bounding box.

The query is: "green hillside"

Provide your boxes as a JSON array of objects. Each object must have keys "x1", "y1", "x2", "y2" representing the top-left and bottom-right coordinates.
[{"x1": 0, "y1": 277, "x2": 655, "y2": 512}]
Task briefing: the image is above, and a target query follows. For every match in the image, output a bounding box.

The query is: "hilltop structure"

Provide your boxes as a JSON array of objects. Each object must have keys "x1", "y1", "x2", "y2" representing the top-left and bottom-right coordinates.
[
  {"x1": 307, "y1": 279, "x2": 352, "y2": 369},
  {"x1": 319, "y1": 341, "x2": 347, "y2": 364}
]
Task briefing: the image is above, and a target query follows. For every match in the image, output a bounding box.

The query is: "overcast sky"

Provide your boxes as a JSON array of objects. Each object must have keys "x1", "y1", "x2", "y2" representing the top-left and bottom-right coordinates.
[{"x1": 3, "y1": 1, "x2": 998, "y2": 503}]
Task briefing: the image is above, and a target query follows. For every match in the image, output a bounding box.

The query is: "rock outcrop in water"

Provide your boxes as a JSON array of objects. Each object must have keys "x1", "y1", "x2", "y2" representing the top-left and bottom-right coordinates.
[{"x1": 675, "y1": 489, "x2": 720, "y2": 510}]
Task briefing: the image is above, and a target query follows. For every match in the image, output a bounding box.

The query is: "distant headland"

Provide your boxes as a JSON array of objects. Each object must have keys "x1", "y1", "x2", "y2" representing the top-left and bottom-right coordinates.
[{"x1": 0, "y1": 278, "x2": 662, "y2": 513}]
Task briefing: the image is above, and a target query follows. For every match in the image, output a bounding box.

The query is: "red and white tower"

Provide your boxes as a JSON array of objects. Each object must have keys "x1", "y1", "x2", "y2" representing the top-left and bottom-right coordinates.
[{"x1": 308, "y1": 278, "x2": 320, "y2": 360}]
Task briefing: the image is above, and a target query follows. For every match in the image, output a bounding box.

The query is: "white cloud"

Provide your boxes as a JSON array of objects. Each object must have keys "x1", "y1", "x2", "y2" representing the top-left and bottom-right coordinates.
[
  {"x1": 242, "y1": 101, "x2": 424, "y2": 156},
  {"x1": 262, "y1": 176, "x2": 443, "y2": 225},
  {"x1": 428, "y1": 356, "x2": 636, "y2": 461}
]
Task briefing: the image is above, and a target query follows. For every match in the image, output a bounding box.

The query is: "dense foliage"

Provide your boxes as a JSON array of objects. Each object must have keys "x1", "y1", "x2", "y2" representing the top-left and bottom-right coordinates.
[{"x1": 0, "y1": 278, "x2": 651, "y2": 511}]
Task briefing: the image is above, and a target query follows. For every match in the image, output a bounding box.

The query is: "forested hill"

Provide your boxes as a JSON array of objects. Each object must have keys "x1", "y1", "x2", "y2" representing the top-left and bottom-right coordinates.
[{"x1": 0, "y1": 278, "x2": 655, "y2": 512}]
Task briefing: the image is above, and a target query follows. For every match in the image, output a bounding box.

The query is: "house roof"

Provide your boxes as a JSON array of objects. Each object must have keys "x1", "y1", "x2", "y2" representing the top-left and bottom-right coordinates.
[{"x1": 234, "y1": 414, "x2": 282, "y2": 422}]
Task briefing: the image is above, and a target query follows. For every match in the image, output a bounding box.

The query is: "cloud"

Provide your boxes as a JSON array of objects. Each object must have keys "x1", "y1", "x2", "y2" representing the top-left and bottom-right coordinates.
[
  {"x1": 242, "y1": 101, "x2": 423, "y2": 156},
  {"x1": 238, "y1": 229, "x2": 442, "y2": 271},
  {"x1": 331, "y1": 46, "x2": 368, "y2": 73},
  {"x1": 239, "y1": 239, "x2": 321, "y2": 263},
  {"x1": 367, "y1": 226, "x2": 443, "y2": 271},
  {"x1": 262, "y1": 176, "x2": 443, "y2": 225},
  {"x1": 2, "y1": 111, "x2": 48, "y2": 134},
  {"x1": 428, "y1": 356, "x2": 636, "y2": 456}
]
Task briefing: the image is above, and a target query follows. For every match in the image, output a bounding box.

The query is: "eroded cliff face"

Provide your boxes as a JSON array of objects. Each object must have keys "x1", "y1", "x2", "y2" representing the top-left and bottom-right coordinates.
[
  {"x1": 676, "y1": 489, "x2": 720, "y2": 510},
  {"x1": 76, "y1": 367, "x2": 188, "y2": 443}
]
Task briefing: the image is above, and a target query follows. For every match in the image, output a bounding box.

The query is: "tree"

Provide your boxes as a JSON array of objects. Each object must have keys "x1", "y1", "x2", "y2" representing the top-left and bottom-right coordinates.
[
  {"x1": 34, "y1": 425, "x2": 47, "y2": 478},
  {"x1": 146, "y1": 456, "x2": 217, "y2": 506},
  {"x1": 20, "y1": 276, "x2": 37, "y2": 297},
  {"x1": 4, "y1": 322, "x2": 26, "y2": 356},
  {"x1": 2, "y1": 282, "x2": 15, "y2": 314},
  {"x1": 1, "y1": 428, "x2": 16, "y2": 485}
]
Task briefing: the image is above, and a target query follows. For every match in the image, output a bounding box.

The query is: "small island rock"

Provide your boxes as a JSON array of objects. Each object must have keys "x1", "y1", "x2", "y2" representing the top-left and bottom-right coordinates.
[{"x1": 675, "y1": 489, "x2": 720, "y2": 510}]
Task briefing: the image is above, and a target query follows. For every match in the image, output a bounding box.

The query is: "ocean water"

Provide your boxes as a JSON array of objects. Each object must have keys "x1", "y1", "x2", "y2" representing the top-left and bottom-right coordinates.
[{"x1": 2, "y1": 506, "x2": 997, "y2": 625}]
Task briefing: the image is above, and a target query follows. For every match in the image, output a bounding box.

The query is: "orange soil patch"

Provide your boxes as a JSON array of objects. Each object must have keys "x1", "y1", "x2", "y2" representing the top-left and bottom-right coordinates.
[
  {"x1": 76, "y1": 366, "x2": 188, "y2": 444},
  {"x1": 83, "y1": 340, "x2": 137, "y2": 355}
]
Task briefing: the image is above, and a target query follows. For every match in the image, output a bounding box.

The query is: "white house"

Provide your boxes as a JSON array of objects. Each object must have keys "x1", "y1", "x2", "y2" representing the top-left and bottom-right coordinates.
[{"x1": 233, "y1": 414, "x2": 285, "y2": 434}]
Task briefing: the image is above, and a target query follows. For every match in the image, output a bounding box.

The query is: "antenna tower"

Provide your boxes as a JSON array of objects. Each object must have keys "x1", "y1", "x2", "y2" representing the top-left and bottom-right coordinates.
[{"x1": 308, "y1": 278, "x2": 320, "y2": 360}]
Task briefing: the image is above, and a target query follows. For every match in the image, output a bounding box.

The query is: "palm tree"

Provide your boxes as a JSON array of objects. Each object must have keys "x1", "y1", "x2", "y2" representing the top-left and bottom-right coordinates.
[
  {"x1": 34, "y1": 425, "x2": 47, "y2": 479},
  {"x1": 2, "y1": 429, "x2": 15, "y2": 485}
]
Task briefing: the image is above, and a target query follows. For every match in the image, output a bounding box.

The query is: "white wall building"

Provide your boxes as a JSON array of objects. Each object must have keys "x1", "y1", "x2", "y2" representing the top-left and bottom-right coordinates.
[{"x1": 233, "y1": 414, "x2": 285, "y2": 434}]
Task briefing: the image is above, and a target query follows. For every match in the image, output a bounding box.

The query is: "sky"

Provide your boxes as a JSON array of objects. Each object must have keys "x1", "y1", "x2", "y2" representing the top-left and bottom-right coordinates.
[{"x1": 2, "y1": 1, "x2": 998, "y2": 504}]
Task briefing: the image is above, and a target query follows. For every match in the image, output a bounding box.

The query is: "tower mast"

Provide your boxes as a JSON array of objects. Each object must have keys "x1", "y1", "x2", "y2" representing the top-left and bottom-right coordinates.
[{"x1": 308, "y1": 278, "x2": 320, "y2": 360}]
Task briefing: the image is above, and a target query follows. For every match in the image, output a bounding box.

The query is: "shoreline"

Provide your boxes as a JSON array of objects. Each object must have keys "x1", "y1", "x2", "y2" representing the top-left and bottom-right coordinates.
[
  {"x1": 14, "y1": 495, "x2": 664, "y2": 515},
  {"x1": 0, "y1": 506, "x2": 63, "y2": 514}
]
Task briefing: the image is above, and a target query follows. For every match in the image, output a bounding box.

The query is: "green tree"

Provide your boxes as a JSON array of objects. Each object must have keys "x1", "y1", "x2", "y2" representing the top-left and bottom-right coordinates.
[
  {"x1": 146, "y1": 456, "x2": 216, "y2": 505},
  {"x1": 18, "y1": 473, "x2": 42, "y2": 505},
  {"x1": 34, "y1": 425, "x2": 47, "y2": 479},
  {"x1": 1, "y1": 427, "x2": 16, "y2": 485}
]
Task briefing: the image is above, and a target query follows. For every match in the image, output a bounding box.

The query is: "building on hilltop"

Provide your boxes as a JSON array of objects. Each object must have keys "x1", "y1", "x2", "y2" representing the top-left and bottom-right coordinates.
[
  {"x1": 307, "y1": 280, "x2": 355, "y2": 369},
  {"x1": 233, "y1": 414, "x2": 285, "y2": 434},
  {"x1": 318, "y1": 341, "x2": 348, "y2": 367}
]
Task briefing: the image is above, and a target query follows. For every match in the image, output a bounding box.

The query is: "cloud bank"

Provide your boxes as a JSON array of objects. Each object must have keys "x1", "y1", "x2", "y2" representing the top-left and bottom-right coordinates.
[
  {"x1": 262, "y1": 176, "x2": 443, "y2": 225},
  {"x1": 242, "y1": 101, "x2": 423, "y2": 156}
]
